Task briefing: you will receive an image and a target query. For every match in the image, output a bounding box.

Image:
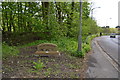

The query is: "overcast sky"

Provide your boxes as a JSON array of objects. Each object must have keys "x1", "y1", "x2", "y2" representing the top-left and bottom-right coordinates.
[{"x1": 89, "y1": 0, "x2": 120, "y2": 28}]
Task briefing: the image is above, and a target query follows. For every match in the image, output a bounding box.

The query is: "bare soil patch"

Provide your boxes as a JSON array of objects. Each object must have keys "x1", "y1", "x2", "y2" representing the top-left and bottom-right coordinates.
[{"x1": 2, "y1": 45, "x2": 89, "y2": 78}]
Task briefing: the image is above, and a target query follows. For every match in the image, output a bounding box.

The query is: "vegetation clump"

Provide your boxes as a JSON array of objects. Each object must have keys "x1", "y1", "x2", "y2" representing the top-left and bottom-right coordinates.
[
  {"x1": 33, "y1": 60, "x2": 45, "y2": 70},
  {"x1": 2, "y1": 42, "x2": 19, "y2": 58}
]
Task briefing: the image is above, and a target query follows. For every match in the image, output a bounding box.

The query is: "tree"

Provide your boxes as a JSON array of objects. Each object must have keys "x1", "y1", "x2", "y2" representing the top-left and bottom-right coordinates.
[{"x1": 2, "y1": 1, "x2": 100, "y2": 44}]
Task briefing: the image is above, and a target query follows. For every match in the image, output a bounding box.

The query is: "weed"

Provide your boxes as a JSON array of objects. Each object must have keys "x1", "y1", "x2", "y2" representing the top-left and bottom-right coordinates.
[
  {"x1": 44, "y1": 68, "x2": 52, "y2": 77},
  {"x1": 4, "y1": 66, "x2": 14, "y2": 72},
  {"x1": 65, "y1": 63, "x2": 80, "y2": 69},
  {"x1": 33, "y1": 60, "x2": 45, "y2": 70},
  {"x1": 54, "y1": 64, "x2": 60, "y2": 68},
  {"x1": 51, "y1": 59, "x2": 55, "y2": 62},
  {"x1": 44, "y1": 71, "x2": 50, "y2": 77}
]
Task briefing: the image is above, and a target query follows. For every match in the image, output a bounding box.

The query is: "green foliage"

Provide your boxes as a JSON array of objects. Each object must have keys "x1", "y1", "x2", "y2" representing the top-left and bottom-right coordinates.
[
  {"x1": 33, "y1": 60, "x2": 45, "y2": 70},
  {"x1": 19, "y1": 37, "x2": 77, "y2": 52},
  {"x1": 19, "y1": 34, "x2": 99, "y2": 58},
  {"x1": 82, "y1": 43, "x2": 91, "y2": 53},
  {"x1": 71, "y1": 34, "x2": 99, "y2": 57},
  {"x1": 2, "y1": 42, "x2": 19, "y2": 58},
  {"x1": 2, "y1": 2, "x2": 97, "y2": 40},
  {"x1": 2, "y1": 2, "x2": 103, "y2": 58}
]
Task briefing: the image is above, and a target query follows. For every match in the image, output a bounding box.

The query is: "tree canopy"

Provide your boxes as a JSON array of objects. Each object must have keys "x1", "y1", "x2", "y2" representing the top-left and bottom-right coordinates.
[{"x1": 1, "y1": 1, "x2": 100, "y2": 45}]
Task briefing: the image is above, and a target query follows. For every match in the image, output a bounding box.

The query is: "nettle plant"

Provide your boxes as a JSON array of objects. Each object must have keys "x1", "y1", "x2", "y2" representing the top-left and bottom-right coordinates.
[{"x1": 33, "y1": 60, "x2": 45, "y2": 70}]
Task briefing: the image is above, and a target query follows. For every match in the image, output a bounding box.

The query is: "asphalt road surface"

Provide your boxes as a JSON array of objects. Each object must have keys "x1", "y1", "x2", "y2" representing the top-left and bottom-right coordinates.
[{"x1": 85, "y1": 35, "x2": 120, "y2": 78}]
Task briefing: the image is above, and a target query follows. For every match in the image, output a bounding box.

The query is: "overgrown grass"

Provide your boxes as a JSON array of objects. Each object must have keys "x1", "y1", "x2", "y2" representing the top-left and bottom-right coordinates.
[
  {"x1": 2, "y1": 33, "x2": 99, "y2": 58},
  {"x1": 19, "y1": 34, "x2": 99, "y2": 57},
  {"x1": 2, "y1": 42, "x2": 19, "y2": 58},
  {"x1": 18, "y1": 37, "x2": 78, "y2": 52},
  {"x1": 63, "y1": 34, "x2": 99, "y2": 57}
]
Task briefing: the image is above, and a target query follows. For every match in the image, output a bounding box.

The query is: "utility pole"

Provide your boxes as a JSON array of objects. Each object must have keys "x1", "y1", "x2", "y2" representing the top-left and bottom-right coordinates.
[
  {"x1": 91, "y1": 7, "x2": 101, "y2": 20},
  {"x1": 90, "y1": 7, "x2": 100, "y2": 34},
  {"x1": 78, "y1": 0, "x2": 82, "y2": 51},
  {"x1": 105, "y1": 18, "x2": 112, "y2": 34}
]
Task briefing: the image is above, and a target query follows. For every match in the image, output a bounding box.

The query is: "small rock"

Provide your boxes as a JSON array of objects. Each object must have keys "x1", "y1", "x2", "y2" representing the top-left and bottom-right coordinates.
[
  {"x1": 75, "y1": 70, "x2": 79, "y2": 72},
  {"x1": 17, "y1": 61, "x2": 19, "y2": 63},
  {"x1": 11, "y1": 61, "x2": 13, "y2": 63}
]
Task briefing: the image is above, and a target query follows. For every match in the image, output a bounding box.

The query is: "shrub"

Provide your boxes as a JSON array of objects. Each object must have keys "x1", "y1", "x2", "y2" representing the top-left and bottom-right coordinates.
[
  {"x1": 83, "y1": 43, "x2": 91, "y2": 53},
  {"x1": 78, "y1": 34, "x2": 99, "y2": 57},
  {"x1": 73, "y1": 50, "x2": 85, "y2": 58}
]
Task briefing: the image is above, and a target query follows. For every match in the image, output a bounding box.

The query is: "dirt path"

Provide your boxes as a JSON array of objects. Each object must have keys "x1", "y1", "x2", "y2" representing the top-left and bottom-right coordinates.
[{"x1": 2, "y1": 45, "x2": 89, "y2": 78}]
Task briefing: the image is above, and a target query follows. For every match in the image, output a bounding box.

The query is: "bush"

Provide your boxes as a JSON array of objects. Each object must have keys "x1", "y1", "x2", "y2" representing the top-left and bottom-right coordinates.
[
  {"x1": 82, "y1": 43, "x2": 91, "y2": 53},
  {"x1": 77, "y1": 34, "x2": 99, "y2": 57},
  {"x1": 71, "y1": 50, "x2": 85, "y2": 58}
]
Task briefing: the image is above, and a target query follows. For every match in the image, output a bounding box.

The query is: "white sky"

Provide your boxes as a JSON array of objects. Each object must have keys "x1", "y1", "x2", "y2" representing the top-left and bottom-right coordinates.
[{"x1": 89, "y1": 0, "x2": 120, "y2": 28}]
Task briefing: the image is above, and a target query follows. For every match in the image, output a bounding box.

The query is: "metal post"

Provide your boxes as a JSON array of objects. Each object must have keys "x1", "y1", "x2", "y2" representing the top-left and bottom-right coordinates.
[
  {"x1": 78, "y1": 0, "x2": 82, "y2": 51},
  {"x1": 90, "y1": 7, "x2": 100, "y2": 34},
  {"x1": 91, "y1": 9, "x2": 93, "y2": 20},
  {"x1": 91, "y1": 7, "x2": 101, "y2": 20},
  {"x1": 90, "y1": 9, "x2": 93, "y2": 34}
]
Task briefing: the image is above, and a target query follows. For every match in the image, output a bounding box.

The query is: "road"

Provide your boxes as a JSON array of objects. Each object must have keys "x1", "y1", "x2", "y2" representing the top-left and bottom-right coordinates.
[
  {"x1": 85, "y1": 35, "x2": 120, "y2": 78},
  {"x1": 97, "y1": 35, "x2": 119, "y2": 64}
]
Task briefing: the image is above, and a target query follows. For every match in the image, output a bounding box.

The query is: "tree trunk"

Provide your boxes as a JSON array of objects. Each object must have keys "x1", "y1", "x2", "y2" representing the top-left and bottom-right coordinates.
[
  {"x1": 23, "y1": 2, "x2": 27, "y2": 32},
  {"x1": 2, "y1": 2, "x2": 5, "y2": 32},
  {"x1": 42, "y1": 2, "x2": 49, "y2": 29},
  {"x1": 9, "y1": 10, "x2": 12, "y2": 32},
  {"x1": 27, "y1": 2, "x2": 32, "y2": 32},
  {"x1": 55, "y1": 2, "x2": 62, "y2": 24},
  {"x1": 17, "y1": 2, "x2": 20, "y2": 32},
  {"x1": 20, "y1": 2, "x2": 23, "y2": 32}
]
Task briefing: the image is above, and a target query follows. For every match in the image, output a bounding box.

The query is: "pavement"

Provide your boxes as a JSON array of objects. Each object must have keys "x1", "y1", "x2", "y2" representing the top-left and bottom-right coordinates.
[{"x1": 85, "y1": 36, "x2": 119, "y2": 78}]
